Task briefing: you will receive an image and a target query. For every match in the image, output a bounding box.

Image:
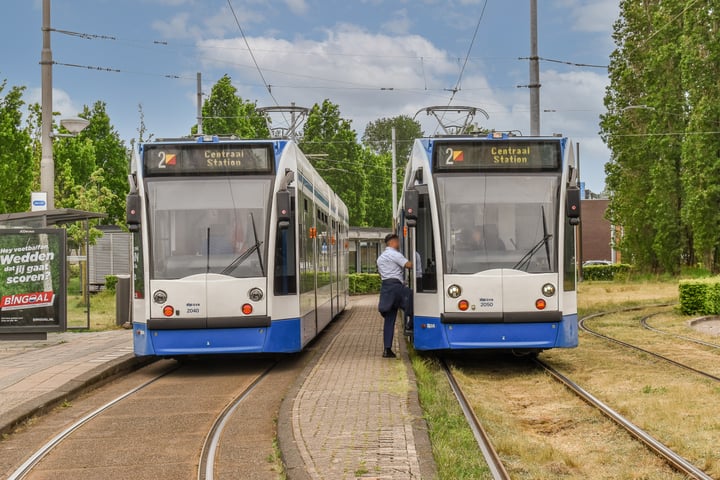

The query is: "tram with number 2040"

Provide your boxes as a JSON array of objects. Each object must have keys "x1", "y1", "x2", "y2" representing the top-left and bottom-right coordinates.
[
  {"x1": 399, "y1": 124, "x2": 581, "y2": 353},
  {"x1": 126, "y1": 136, "x2": 349, "y2": 356}
]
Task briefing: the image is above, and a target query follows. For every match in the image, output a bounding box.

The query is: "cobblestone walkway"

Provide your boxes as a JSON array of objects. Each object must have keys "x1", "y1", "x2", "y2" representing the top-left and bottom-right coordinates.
[{"x1": 292, "y1": 296, "x2": 423, "y2": 479}]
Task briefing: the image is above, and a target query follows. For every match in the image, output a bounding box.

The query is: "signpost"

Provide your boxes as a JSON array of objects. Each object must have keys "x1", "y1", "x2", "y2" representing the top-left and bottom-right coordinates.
[{"x1": 0, "y1": 228, "x2": 66, "y2": 338}]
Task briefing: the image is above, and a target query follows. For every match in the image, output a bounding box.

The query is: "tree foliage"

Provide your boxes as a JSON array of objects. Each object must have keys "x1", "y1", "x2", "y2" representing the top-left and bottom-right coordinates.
[
  {"x1": 0, "y1": 81, "x2": 33, "y2": 213},
  {"x1": 600, "y1": 0, "x2": 720, "y2": 273},
  {"x1": 362, "y1": 115, "x2": 423, "y2": 162},
  {"x1": 193, "y1": 74, "x2": 270, "y2": 138},
  {"x1": 301, "y1": 99, "x2": 368, "y2": 226}
]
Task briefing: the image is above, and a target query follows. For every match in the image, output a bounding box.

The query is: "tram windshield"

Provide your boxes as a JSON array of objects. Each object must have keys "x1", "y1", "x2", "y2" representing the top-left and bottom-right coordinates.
[
  {"x1": 436, "y1": 175, "x2": 559, "y2": 274},
  {"x1": 146, "y1": 178, "x2": 271, "y2": 279}
]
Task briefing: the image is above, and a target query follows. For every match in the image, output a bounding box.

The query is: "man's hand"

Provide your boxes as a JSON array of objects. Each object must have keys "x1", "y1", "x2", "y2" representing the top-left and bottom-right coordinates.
[{"x1": 405, "y1": 261, "x2": 413, "y2": 269}]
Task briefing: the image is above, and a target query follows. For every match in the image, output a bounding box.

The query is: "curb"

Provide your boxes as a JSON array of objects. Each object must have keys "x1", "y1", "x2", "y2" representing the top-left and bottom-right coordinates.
[
  {"x1": 0, "y1": 353, "x2": 155, "y2": 437},
  {"x1": 399, "y1": 329, "x2": 439, "y2": 479}
]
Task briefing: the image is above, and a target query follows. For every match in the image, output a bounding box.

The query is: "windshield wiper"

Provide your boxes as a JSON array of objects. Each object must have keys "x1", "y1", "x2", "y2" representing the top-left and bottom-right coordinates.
[
  {"x1": 513, "y1": 206, "x2": 553, "y2": 271},
  {"x1": 513, "y1": 234, "x2": 552, "y2": 271},
  {"x1": 220, "y1": 212, "x2": 264, "y2": 277}
]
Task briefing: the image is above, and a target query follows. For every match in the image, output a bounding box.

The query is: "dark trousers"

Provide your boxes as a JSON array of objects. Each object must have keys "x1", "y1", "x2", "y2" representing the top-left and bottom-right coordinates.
[{"x1": 378, "y1": 279, "x2": 413, "y2": 349}]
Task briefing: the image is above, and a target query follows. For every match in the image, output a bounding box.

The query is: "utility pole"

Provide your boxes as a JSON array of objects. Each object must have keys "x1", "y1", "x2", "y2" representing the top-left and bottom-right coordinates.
[
  {"x1": 40, "y1": 0, "x2": 54, "y2": 209},
  {"x1": 391, "y1": 127, "x2": 398, "y2": 228},
  {"x1": 529, "y1": 0, "x2": 540, "y2": 136},
  {"x1": 196, "y1": 72, "x2": 203, "y2": 135}
]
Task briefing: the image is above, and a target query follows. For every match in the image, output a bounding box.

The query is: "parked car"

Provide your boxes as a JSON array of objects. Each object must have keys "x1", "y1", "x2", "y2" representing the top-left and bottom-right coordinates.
[{"x1": 582, "y1": 260, "x2": 612, "y2": 267}]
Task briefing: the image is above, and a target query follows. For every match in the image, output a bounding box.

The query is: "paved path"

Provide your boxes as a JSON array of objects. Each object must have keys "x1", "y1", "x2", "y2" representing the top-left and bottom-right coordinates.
[
  {"x1": 286, "y1": 296, "x2": 434, "y2": 480},
  {"x1": 0, "y1": 330, "x2": 136, "y2": 434}
]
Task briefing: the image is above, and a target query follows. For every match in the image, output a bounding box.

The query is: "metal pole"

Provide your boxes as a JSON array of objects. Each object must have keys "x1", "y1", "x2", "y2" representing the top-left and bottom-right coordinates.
[
  {"x1": 40, "y1": 0, "x2": 54, "y2": 209},
  {"x1": 196, "y1": 72, "x2": 203, "y2": 135},
  {"x1": 391, "y1": 127, "x2": 398, "y2": 227},
  {"x1": 576, "y1": 141, "x2": 583, "y2": 282},
  {"x1": 529, "y1": 0, "x2": 540, "y2": 136}
]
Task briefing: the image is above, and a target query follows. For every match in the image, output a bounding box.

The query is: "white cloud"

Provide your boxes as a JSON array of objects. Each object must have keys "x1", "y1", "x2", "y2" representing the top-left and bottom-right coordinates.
[
  {"x1": 284, "y1": 0, "x2": 309, "y2": 15},
  {"x1": 26, "y1": 87, "x2": 82, "y2": 117},
  {"x1": 381, "y1": 9, "x2": 412, "y2": 35},
  {"x1": 555, "y1": 0, "x2": 619, "y2": 33},
  {"x1": 152, "y1": 12, "x2": 202, "y2": 40}
]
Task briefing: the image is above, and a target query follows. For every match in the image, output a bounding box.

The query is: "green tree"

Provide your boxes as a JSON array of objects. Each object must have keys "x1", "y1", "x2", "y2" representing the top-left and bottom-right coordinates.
[
  {"x1": 0, "y1": 81, "x2": 34, "y2": 213},
  {"x1": 362, "y1": 115, "x2": 423, "y2": 162},
  {"x1": 362, "y1": 148, "x2": 392, "y2": 228},
  {"x1": 680, "y1": 1, "x2": 720, "y2": 270},
  {"x1": 600, "y1": 0, "x2": 688, "y2": 273},
  {"x1": 76, "y1": 101, "x2": 128, "y2": 224},
  {"x1": 301, "y1": 99, "x2": 367, "y2": 225},
  {"x1": 193, "y1": 74, "x2": 270, "y2": 138}
]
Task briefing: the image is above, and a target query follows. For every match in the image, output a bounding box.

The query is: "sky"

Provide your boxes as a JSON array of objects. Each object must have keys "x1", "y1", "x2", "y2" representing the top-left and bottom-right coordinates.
[{"x1": 1, "y1": 0, "x2": 618, "y2": 193}]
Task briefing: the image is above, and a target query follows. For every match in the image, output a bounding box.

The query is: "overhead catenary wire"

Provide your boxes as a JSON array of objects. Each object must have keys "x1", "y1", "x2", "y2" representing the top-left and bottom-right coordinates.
[{"x1": 225, "y1": 0, "x2": 279, "y2": 107}]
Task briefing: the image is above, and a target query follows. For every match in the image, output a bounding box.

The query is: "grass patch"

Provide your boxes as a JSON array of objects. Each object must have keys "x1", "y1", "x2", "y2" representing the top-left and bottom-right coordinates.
[
  {"x1": 577, "y1": 280, "x2": 678, "y2": 315},
  {"x1": 410, "y1": 350, "x2": 492, "y2": 480},
  {"x1": 67, "y1": 290, "x2": 119, "y2": 330}
]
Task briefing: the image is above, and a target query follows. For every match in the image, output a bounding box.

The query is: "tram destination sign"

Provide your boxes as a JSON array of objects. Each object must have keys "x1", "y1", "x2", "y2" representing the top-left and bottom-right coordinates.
[
  {"x1": 144, "y1": 143, "x2": 274, "y2": 176},
  {"x1": 433, "y1": 140, "x2": 561, "y2": 171},
  {"x1": 0, "y1": 228, "x2": 66, "y2": 333}
]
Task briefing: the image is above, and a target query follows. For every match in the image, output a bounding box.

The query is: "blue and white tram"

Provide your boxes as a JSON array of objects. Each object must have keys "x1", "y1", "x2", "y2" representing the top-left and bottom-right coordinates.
[
  {"x1": 400, "y1": 133, "x2": 581, "y2": 352},
  {"x1": 126, "y1": 136, "x2": 349, "y2": 356}
]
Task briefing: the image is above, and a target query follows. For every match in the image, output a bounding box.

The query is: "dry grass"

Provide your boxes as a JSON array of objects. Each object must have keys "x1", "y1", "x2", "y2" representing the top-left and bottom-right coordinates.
[
  {"x1": 452, "y1": 357, "x2": 685, "y2": 479},
  {"x1": 578, "y1": 281, "x2": 678, "y2": 313}
]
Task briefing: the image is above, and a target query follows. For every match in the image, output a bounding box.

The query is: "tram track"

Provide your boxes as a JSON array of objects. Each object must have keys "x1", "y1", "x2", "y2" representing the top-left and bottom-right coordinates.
[
  {"x1": 441, "y1": 306, "x2": 718, "y2": 479},
  {"x1": 197, "y1": 362, "x2": 276, "y2": 480},
  {"x1": 580, "y1": 307, "x2": 720, "y2": 383},
  {"x1": 534, "y1": 357, "x2": 713, "y2": 480},
  {"x1": 6, "y1": 359, "x2": 278, "y2": 480},
  {"x1": 7, "y1": 362, "x2": 179, "y2": 480},
  {"x1": 641, "y1": 314, "x2": 720, "y2": 350},
  {"x1": 440, "y1": 358, "x2": 510, "y2": 480}
]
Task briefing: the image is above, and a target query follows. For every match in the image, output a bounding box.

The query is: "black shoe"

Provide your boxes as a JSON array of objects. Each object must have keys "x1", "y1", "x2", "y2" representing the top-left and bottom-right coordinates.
[{"x1": 383, "y1": 348, "x2": 397, "y2": 358}]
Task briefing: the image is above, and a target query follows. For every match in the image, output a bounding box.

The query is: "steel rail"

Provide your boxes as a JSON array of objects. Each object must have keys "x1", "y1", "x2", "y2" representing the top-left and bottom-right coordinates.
[
  {"x1": 441, "y1": 359, "x2": 511, "y2": 480},
  {"x1": 640, "y1": 314, "x2": 720, "y2": 349},
  {"x1": 579, "y1": 309, "x2": 720, "y2": 383},
  {"x1": 8, "y1": 364, "x2": 177, "y2": 480},
  {"x1": 535, "y1": 358, "x2": 713, "y2": 480},
  {"x1": 197, "y1": 362, "x2": 276, "y2": 480}
]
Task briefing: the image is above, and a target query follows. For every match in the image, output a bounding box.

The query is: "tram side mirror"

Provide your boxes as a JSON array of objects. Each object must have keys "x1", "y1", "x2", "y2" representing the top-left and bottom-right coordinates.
[
  {"x1": 567, "y1": 185, "x2": 581, "y2": 226},
  {"x1": 277, "y1": 190, "x2": 292, "y2": 230},
  {"x1": 404, "y1": 189, "x2": 419, "y2": 228},
  {"x1": 126, "y1": 193, "x2": 142, "y2": 232}
]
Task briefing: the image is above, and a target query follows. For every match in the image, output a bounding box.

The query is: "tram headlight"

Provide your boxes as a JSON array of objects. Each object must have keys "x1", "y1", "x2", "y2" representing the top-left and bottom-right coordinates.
[
  {"x1": 447, "y1": 284, "x2": 462, "y2": 298},
  {"x1": 153, "y1": 290, "x2": 168, "y2": 304},
  {"x1": 248, "y1": 288, "x2": 264, "y2": 302},
  {"x1": 541, "y1": 283, "x2": 556, "y2": 297}
]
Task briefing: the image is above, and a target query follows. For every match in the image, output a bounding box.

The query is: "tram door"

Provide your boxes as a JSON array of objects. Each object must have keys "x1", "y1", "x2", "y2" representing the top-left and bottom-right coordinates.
[
  {"x1": 299, "y1": 192, "x2": 317, "y2": 345},
  {"x1": 412, "y1": 190, "x2": 438, "y2": 314}
]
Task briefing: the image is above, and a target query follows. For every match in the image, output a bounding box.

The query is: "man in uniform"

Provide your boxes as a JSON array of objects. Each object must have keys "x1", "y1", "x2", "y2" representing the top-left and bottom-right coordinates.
[{"x1": 376, "y1": 233, "x2": 413, "y2": 358}]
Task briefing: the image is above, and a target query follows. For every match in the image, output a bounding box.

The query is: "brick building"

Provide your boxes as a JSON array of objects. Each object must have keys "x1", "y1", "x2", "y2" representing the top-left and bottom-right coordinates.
[{"x1": 580, "y1": 199, "x2": 619, "y2": 263}]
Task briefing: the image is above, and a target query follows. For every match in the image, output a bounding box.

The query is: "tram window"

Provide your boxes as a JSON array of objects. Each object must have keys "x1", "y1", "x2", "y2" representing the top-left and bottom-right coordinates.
[
  {"x1": 300, "y1": 192, "x2": 315, "y2": 294},
  {"x1": 274, "y1": 190, "x2": 297, "y2": 295},
  {"x1": 436, "y1": 175, "x2": 559, "y2": 274},
  {"x1": 416, "y1": 193, "x2": 437, "y2": 292},
  {"x1": 146, "y1": 178, "x2": 270, "y2": 279}
]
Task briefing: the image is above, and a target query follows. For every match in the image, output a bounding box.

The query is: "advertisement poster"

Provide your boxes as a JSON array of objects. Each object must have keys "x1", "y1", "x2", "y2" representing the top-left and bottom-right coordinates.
[{"x1": 0, "y1": 229, "x2": 66, "y2": 333}]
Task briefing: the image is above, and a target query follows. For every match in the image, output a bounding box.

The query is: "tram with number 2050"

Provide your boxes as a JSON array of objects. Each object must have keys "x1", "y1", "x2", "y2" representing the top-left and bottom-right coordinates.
[
  {"x1": 399, "y1": 130, "x2": 581, "y2": 353},
  {"x1": 127, "y1": 136, "x2": 349, "y2": 356}
]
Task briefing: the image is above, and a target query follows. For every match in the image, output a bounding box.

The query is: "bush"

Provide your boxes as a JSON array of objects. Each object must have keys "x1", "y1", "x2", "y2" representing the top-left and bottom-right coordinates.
[
  {"x1": 105, "y1": 275, "x2": 118, "y2": 292},
  {"x1": 349, "y1": 273, "x2": 381, "y2": 295},
  {"x1": 678, "y1": 277, "x2": 720, "y2": 315},
  {"x1": 583, "y1": 263, "x2": 632, "y2": 281}
]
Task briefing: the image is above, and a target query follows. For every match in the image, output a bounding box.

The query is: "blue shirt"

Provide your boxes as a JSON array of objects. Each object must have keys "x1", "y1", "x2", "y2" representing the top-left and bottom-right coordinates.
[{"x1": 377, "y1": 247, "x2": 409, "y2": 282}]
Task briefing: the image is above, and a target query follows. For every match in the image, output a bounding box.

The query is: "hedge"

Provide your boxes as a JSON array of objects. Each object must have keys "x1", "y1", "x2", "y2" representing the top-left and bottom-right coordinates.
[
  {"x1": 105, "y1": 275, "x2": 118, "y2": 292},
  {"x1": 349, "y1": 273, "x2": 381, "y2": 295},
  {"x1": 582, "y1": 263, "x2": 632, "y2": 281},
  {"x1": 679, "y1": 277, "x2": 720, "y2": 315}
]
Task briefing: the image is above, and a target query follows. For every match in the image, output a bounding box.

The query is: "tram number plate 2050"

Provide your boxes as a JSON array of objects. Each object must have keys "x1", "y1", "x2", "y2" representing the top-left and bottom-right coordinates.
[{"x1": 478, "y1": 298, "x2": 494, "y2": 308}]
